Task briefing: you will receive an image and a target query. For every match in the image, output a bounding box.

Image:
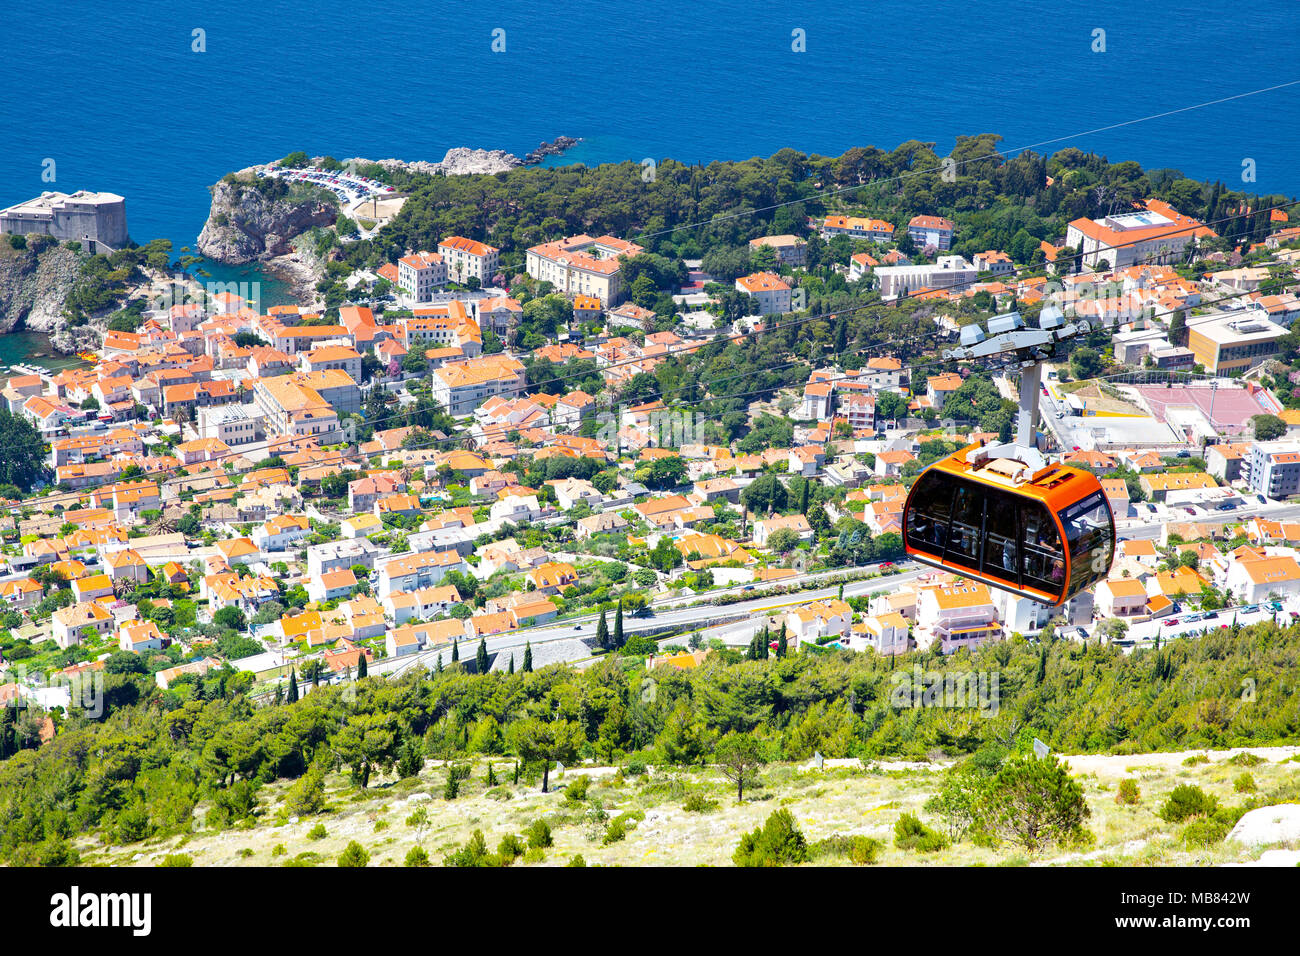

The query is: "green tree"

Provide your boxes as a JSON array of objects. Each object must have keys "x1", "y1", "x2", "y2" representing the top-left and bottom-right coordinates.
[
  {"x1": 338, "y1": 840, "x2": 370, "y2": 867},
  {"x1": 714, "y1": 731, "x2": 767, "y2": 802},
  {"x1": 286, "y1": 670, "x2": 299, "y2": 704},
  {"x1": 1069, "y1": 347, "x2": 1103, "y2": 380},
  {"x1": 733, "y1": 809, "x2": 808, "y2": 867},
  {"x1": 522, "y1": 642, "x2": 533, "y2": 672},
  {"x1": 475, "y1": 638, "x2": 489, "y2": 674},
  {"x1": 982, "y1": 755, "x2": 1091, "y2": 853},
  {"x1": 506, "y1": 717, "x2": 585, "y2": 793},
  {"x1": 1251, "y1": 414, "x2": 1287, "y2": 441},
  {"x1": 595, "y1": 608, "x2": 610, "y2": 650},
  {"x1": 613, "y1": 601, "x2": 624, "y2": 648}
]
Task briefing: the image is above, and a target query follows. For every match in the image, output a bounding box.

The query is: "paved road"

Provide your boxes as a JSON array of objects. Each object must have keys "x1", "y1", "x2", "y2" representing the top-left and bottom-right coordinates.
[{"x1": 377, "y1": 566, "x2": 930, "y2": 677}]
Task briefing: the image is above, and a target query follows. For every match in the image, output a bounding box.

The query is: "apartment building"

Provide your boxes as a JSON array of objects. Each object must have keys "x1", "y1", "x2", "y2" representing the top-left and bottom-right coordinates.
[
  {"x1": 735, "y1": 272, "x2": 792, "y2": 315},
  {"x1": 748, "y1": 234, "x2": 808, "y2": 265},
  {"x1": 915, "y1": 583, "x2": 1001, "y2": 654},
  {"x1": 1065, "y1": 200, "x2": 1215, "y2": 271},
  {"x1": 908, "y1": 215, "x2": 955, "y2": 250},
  {"x1": 431, "y1": 354, "x2": 527, "y2": 416},
  {"x1": 377, "y1": 549, "x2": 468, "y2": 598},
  {"x1": 1245, "y1": 442, "x2": 1300, "y2": 499},
  {"x1": 874, "y1": 255, "x2": 976, "y2": 300},
  {"x1": 525, "y1": 234, "x2": 644, "y2": 305},
  {"x1": 397, "y1": 251, "x2": 448, "y2": 303},
  {"x1": 437, "y1": 236, "x2": 500, "y2": 286},
  {"x1": 820, "y1": 216, "x2": 895, "y2": 242},
  {"x1": 253, "y1": 375, "x2": 341, "y2": 439}
]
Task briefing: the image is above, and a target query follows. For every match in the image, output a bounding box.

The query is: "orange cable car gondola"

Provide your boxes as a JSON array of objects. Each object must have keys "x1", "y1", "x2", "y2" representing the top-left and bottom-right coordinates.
[{"x1": 902, "y1": 442, "x2": 1116, "y2": 606}]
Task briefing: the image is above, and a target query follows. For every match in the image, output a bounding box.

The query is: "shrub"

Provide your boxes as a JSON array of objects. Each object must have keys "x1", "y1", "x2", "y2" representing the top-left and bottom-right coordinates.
[
  {"x1": 285, "y1": 765, "x2": 327, "y2": 817},
  {"x1": 159, "y1": 853, "x2": 193, "y2": 867},
  {"x1": 603, "y1": 817, "x2": 628, "y2": 845},
  {"x1": 307, "y1": 823, "x2": 327, "y2": 840},
  {"x1": 272, "y1": 844, "x2": 287, "y2": 857},
  {"x1": 498, "y1": 834, "x2": 525, "y2": 862},
  {"x1": 733, "y1": 809, "x2": 808, "y2": 867},
  {"x1": 1159, "y1": 785, "x2": 1219, "y2": 823},
  {"x1": 1183, "y1": 817, "x2": 1232, "y2": 849},
  {"x1": 526, "y1": 818, "x2": 553, "y2": 849},
  {"x1": 338, "y1": 841, "x2": 370, "y2": 867},
  {"x1": 683, "y1": 792, "x2": 720, "y2": 813},
  {"x1": 625, "y1": 759, "x2": 647, "y2": 777},
  {"x1": 444, "y1": 830, "x2": 494, "y2": 867},
  {"x1": 567, "y1": 854, "x2": 587, "y2": 867},
  {"x1": 404, "y1": 846, "x2": 431, "y2": 867},
  {"x1": 1233, "y1": 773, "x2": 1257, "y2": 794},
  {"x1": 849, "y1": 835, "x2": 884, "y2": 865},
  {"x1": 893, "y1": 813, "x2": 949, "y2": 853},
  {"x1": 238, "y1": 848, "x2": 254, "y2": 858},
  {"x1": 1182, "y1": 754, "x2": 1211, "y2": 766},
  {"x1": 523, "y1": 846, "x2": 546, "y2": 864},
  {"x1": 564, "y1": 775, "x2": 591, "y2": 804},
  {"x1": 1115, "y1": 779, "x2": 1141, "y2": 805},
  {"x1": 1228, "y1": 752, "x2": 1265, "y2": 767}
]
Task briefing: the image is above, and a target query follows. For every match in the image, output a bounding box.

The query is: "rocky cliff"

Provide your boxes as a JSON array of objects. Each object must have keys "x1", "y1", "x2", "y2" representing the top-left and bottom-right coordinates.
[
  {"x1": 0, "y1": 243, "x2": 83, "y2": 334},
  {"x1": 196, "y1": 175, "x2": 339, "y2": 265}
]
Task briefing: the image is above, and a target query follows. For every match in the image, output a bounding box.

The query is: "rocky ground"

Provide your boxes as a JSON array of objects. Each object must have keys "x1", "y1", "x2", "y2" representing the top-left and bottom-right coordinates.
[{"x1": 84, "y1": 744, "x2": 1300, "y2": 868}]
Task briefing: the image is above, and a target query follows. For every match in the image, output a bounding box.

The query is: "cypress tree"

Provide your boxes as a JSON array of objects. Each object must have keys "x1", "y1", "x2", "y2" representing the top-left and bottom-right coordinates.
[
  {"x1": 523, "y1": 642, "x2": 533, "y2": 672},
  {"x1": 486, "y1": 762, "x2": 497, "y2": 786},
  {"x1": 776, "y1": 625, "x2": 788, "y2": 658},
  {"x1": 451, "y1": 638, "x2": 459, "y2": 663},
  {"x1": 513, "y1": 760, "x2": 520, "y2": 785},
  {"x1": 508, "y1": 653, "x2": 515, "y2": 674},
  {"x1": 357, "y1": 653, "x2": 367, "y2": 678},
  {"x1": 286, "y1": 670, "x2": 299, "y2": 703},
  {"x1": 475, "y1": 638, "x2": 489, "y2": 674},
  {"x1": 596, "y1": 607, "x2": 610, "y2": 650},
  {"x1": 800, "y1": 480, "x2": 810, "y2": 515},
  {"x1": 436, "y1": 653, "x2": 443, "y2": 673},
  {"x1": 613, "y1": 600, "x2": 624, "y2": 648}
]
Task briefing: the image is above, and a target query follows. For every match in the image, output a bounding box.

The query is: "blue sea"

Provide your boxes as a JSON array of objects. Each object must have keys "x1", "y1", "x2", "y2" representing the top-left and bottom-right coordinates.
[{"x1": 3, "y1": 0, "x2": 1299, "y2": 293}]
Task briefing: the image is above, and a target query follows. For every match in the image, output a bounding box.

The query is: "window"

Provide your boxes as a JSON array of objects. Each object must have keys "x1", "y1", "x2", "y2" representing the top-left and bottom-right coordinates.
[{"x1": 1060, "y1": 492, "x2": 1113, "y2": 594}]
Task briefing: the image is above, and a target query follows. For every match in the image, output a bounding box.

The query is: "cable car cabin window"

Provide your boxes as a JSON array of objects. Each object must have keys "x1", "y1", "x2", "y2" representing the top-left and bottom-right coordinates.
[
  {"x1": 1060, "y1": 491, "x2": 1113, "y2": 594},
  {"x1": 981, "y1": 487, "x2": 1022, "y2": 580},
  {"x1": 947, "y1": 485, "x2": 984, "y2": 571},
  {"x1": 1021, "y1": 503, "x2": 1065, "y2": 596},
  {"x1": 905, "y1": 470, "x2": 955, "y2": 555}
]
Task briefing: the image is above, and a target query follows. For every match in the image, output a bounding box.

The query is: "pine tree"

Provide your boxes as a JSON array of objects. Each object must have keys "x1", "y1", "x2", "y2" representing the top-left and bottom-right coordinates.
[
  {"x1": 475, "y1": 638, "x2": 489, "y2": 674},
  {"x1": 286, "y1": 670, "x2": 299, "y2": 703},
  {"x1": 596, "y1": 607, "x2": 610, "y2": 650},
  {"x1": 451, "y1": 638, "x2": 459, "y2": 663},
  {"x1": 613, "y1": 600, "x2": 624, "y2": 648},
  {"x1": 523, "y1": 642, "x2": 533, "y2": 672},
  {"x1": 357, "y1": 653, "x2": 367, "y2": 678}
]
